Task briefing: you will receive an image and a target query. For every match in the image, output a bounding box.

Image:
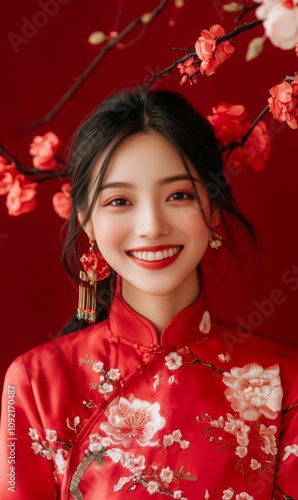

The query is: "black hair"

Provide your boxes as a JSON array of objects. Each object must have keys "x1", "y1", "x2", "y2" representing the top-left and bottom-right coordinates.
[{"x1": 60, "y1": 86, "x2": 256, "y2": 334}]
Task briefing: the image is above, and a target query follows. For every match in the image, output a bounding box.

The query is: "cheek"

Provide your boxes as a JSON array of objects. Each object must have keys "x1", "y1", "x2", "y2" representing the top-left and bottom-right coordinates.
[{"x1": 92, "y1": 215, "x2": 124, "y2": 249}]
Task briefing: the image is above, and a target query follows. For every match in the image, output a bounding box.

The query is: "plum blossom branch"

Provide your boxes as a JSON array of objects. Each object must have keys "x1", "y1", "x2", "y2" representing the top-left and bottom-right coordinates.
[{"x1": 25, "y1": 0, "x2": 169, "y2": 131}]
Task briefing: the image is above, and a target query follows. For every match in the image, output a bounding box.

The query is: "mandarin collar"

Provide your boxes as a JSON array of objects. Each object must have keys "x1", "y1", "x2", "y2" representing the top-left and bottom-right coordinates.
[{"x1": 107, "y1": 277, "x2": 214, "y2": 349}]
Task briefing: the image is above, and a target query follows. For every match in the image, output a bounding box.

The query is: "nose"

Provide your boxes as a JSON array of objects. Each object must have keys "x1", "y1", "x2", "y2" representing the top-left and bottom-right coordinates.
[{"x1": 133, "y1": 201, "x2": 170, "y2": 240}]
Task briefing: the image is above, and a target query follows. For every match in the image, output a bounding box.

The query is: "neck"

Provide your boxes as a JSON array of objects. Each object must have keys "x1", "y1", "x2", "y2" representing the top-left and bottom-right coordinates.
[{"x1": 121, "y1": 273, "x2": 200, "y2": 335}]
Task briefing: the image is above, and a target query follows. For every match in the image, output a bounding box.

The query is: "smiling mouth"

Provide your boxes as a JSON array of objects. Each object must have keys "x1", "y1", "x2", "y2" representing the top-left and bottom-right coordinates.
[{"x1": 128, "y1": 246, "x2": 182, "y2": 262}]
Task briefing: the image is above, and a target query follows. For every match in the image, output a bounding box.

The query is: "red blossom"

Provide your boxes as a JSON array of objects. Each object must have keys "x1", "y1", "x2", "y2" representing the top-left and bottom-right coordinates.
[
  {"x1": 195, "y1": 24, "x2": 235, "y2": 76},
  {"x1": 29, "y1": 132, "x2": 60, "y2": 170},
  {"x1": 52, "y1": 183, "x2": 72, "y2": 220},
  {"x1": 208, "y1": 103, "x2": 271, "y2": 171},
  {"x1": 268, "y1": 76, "x2": 298, "y2": 129},
  {"x1": 6, "y1": 174, "x2": 37, "y2": 216},
  {"x1": 0, "y1": 156, "x2": 18, "y2": 195},
  {"x1": 177, "y1": 57, "x2": 200, "y2": 85}
]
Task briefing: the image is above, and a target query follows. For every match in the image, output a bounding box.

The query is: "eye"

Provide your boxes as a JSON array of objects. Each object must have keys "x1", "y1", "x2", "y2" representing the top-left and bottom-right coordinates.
[
  {"x1": 107, "y1": 198, "x2": 131, "y2": 206},
  {"x1": 167, "y1": 191, "x2": 195, "y2": 201}
]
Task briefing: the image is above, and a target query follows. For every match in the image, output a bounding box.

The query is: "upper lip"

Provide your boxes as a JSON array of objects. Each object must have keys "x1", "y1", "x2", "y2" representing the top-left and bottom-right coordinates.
[{"x1": 127, "y1": 245, "x2": 182, "y2": 252}]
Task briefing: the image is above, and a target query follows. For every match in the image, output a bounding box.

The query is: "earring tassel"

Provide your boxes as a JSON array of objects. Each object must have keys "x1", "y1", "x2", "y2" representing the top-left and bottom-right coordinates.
[{"x1": 77, "y1": 271, "x2": 97, "y2": 323}]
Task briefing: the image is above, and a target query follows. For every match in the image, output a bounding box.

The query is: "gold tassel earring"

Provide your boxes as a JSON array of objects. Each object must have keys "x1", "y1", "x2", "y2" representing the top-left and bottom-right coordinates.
[{"x1": 77, "y1": 240, "x2": 110, "y2": 323}]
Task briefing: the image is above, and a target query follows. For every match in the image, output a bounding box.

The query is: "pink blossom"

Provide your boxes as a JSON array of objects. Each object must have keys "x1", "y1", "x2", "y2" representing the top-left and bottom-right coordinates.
[
  {"x1": 29, "y1": 131, "x2": 60, "y2": 170},
  {"x1": 0, "y1": 156, "x2": 18, "y2": 195},
  {"x1": 52, "y1": 182, "x2": 72, "y2": 219},
  {"x1": 160, "y1": 466, "x2": 174, "y2": 483},
  {"x1": 222, "y1": 488, "x2": 234, "y2": 500},
  {"x1": 259, "y1": 424, "x2": 278, "y2": 455},
  {"x1": 199, "y1": 310, "x2": 211, "y2": 333},
  {"x1": 99, "y1": 396, "x2": 166, "y2": 447},
  {"x1": 223, "y1": 414, "x2": 250, "y2": 446},
  {"x1": 268, "y1": 76, "x2": 298, "y2": 129},
  {"x1": 165, "y1": 352, "x2": 183, "y2": 370},
  {"x1": 283, "y1": 443, "x2": 298, "y2": 460},
  {"x1": 235, "y1": 494, "x2": 254, "y2": 500},
  {"x1": 235, "y1": 446, "x2": 248, "y2": 458},
  {"x1": 147, "y1": 481, "x2": 160, "y2": 494},
  {"x1": 6, "y1": 174, "x2": 37, "y2": 216},
  {"x1": 255, "y1": 0, "x2": 298, "y2": 49},
  {"x1": 195, "y1": 24, "x2": 234, "y2": 76},
  {"x1": 120, "y1": 451, "x2": 146, "y2": 473},
  {"x1": 208, "y1": 103, "x2": 271, "y2": 170},
  {"x1": 250, "y1": 458, "x2": 261, "y2": 470},
  {"x1": 223, "y1": 363, "x2": 283, "y2": 421},
  {"x1": 177, "y1": 57, "x2": 200, "y2": 85},
  {"x1": 45, "y1": 429, "x2": 57, "y2": 442}
]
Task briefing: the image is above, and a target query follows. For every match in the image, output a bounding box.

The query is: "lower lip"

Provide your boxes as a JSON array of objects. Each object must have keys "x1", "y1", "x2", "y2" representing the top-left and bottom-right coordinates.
[{"x1": 126, "y1": 248, "x2": 182, "y2": 270}]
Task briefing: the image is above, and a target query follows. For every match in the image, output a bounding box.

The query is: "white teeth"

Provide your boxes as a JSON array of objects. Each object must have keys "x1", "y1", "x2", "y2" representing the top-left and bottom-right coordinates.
[{"x1": 129, "y1": 247, "x2": 180, "y2": 261}]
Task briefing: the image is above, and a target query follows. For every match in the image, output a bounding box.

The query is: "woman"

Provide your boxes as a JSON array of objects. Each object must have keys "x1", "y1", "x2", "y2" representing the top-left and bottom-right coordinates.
[{"x1": 0, "y1": 88, "x2": 297, "y2": 499}]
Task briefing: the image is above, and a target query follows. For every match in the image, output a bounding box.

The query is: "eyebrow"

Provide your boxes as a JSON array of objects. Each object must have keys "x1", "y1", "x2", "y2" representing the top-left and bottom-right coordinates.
[{"x1": 100, "y1": 175, "x2": 201, "y2": 191}]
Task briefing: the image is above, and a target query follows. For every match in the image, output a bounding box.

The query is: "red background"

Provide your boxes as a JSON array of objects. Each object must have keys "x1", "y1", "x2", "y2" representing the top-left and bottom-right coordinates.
[{"x1": 1, "y1": 0, "x2": 297, "y2": 389}]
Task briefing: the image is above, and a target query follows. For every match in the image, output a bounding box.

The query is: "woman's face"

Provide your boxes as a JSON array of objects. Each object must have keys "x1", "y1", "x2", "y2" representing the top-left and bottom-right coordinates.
[{"x1": 88, "y1": 132, "x2": 216, "y2": 301}]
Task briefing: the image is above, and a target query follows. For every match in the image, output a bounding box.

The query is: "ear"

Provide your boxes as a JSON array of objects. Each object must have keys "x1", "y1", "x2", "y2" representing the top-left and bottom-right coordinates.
[{"x1": 77, "y1": 211, "x2": 94, "y2": 240}]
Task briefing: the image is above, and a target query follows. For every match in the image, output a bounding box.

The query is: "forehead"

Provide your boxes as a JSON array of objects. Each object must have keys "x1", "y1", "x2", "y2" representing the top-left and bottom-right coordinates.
[{"x1": 95, "y1": 132, "x2": 197, "y2": 183}]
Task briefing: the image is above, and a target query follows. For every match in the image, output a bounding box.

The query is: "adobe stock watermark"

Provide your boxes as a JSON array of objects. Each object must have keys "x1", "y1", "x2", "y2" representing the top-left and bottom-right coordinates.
[
  {"x1": 7, "y1": 0, "x2": 71, "y2": 54},
  {"x1": 223, "y1": 263, "x2": 298, "y2": 353}
]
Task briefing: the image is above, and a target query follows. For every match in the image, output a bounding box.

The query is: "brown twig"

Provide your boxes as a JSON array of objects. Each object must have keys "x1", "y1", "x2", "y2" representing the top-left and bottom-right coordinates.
[
  {"x1": 25, "y1": 0, "x2": 169, "y2": 131},
  {"x1": 234, "y1": 3, "x2": 260, "y2": 23}
]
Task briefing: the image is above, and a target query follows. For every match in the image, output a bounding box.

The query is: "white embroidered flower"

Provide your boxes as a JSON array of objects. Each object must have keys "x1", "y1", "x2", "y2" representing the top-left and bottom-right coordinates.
[
  {"x1": 31, "y1": 442, "x2": 42, "y2": 454},
  {"x1": 259, "y1": 424, "x2": 278, "y2": 455},
  {"x1": 160, "y1": 466, "x2": 174, "y2": 484},
  {"x1": 55, "y1": 448, "x2": 69, "y2": 475},
  {"x1": 210, "y1": 416, "x2": 225, "y2": 429},
  {"x1": 224, "y1": 414, "x2": 250, "y2": 447},
  {"x1": 114, "y1": 476, "x2": 133, "y2": 492},
  {"x1": 99, "y1": 382, "x2": 114, "y2": 395},
  {"x1": 165, "y1": 352, "x2": 183, "y2": 370},
  {"x1": 235, "y1": 446, "x2": 248, "y2": 458},
  {"x1": 168, "y1": 375, "x2": 178, "y2": 385},
  {"x1": 100, "y1": 396, "x2": 166, "y2": 447},
  {"x1": 204, "y1": 491, "x2": 210, "y2": 500},
  {"x1": 180, "y1": 440, "x2": 190, "y2": 449},
  {"x1": 28, "y1": 428, "x2": 39, "y2": 441},
  {"x1": 236, "y1": 493, "x2": 254, "y2": 500},
  {"x1": 66, "y1": 416, "x2": 81, "y2": 431},
  {"x1": 199, "y1": 310, "x2": 211, "y2": 333},
  {"x1": 45, "y1": 429, "x2": 58, "y2": 442},
  {"x1": 283, "y1": 443, "x2": 298, "y2": 461},
  {"x1": 107, "y1": 447, "x2": 123, "y2": 463},
  {"x1": 250, "y1": 458, "x2": 261, "y2": 470},
  {"x1": 222, "y1": 488, "x2": 234, "y2": 500},
  {"x1": 88, "y1": 433, "x2": 105, "y2": 453},
  {"x1": 147, "y1": 481, "x2": 159, "y2": 494},
  {"x1": 121, "y1": 452, "x2": 146, "y2": 474},
  {"x1": 93, "y1": 361, "x2": 104, "y2": 372},
  {"x1": 163, "y1": 434, "x2": 174, "y2": 447},
  {"x1": 172, "y1": 430, "x2": 183, "y2": 441},
  {"x1": 222, "y1": 363, "x2": 282, "y2": 421},
  {"x1": 174, "y1": 491, "x2": 183, "y2": 499},
  {"x1": 153, "y1": 372, "x2": 161, "y2": 391},
  {"x1": 40, "y1": 450, "x2": 52, "y2": 460},
  {"x1": 107, "y1": 368, "x2": 121, "y2": 381},
  {"x1": 218, "y1": 352, "x2": 231, "y2": 363}
]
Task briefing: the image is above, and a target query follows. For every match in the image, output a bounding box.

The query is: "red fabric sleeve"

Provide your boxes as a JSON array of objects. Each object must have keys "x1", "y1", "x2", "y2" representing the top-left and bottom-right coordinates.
[{"x1": 0, "y1": 357, "x2": 57, "y2": 500}]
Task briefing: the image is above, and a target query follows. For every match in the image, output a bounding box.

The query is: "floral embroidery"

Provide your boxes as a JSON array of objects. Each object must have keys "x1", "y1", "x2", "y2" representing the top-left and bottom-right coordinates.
[
  {"x1": 222, "y1": 363, "x2": 282, "y2": 421},
  {"x1": 99, "y1": 396, "x2": 166, "y2": 447},
  {"x1": 283, "y1": 443, "x2": 298, "y2": 460},
  {"x1": 80, "y1": 356, "x2": 122, "y2": 399},
  {"x1": 165, "y1": 352, "x2": 183, "y2": 370},
  {"x1": 199, "y1": 310, "x2": 211, "y2": 333},
  {"x1": 222, "y1": 489, "x2": 254, "y2": 500},
  {"x1": 218, "y1": 352, "x2": 231, "y2": 364},
  {"x1": 163, "y1": 429, "x2": 190, "y2": 450}
]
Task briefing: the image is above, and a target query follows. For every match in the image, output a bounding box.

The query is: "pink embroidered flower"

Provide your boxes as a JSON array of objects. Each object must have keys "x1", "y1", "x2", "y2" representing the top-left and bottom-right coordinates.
[
  {"x1": 107, "y1": 368, "x2": 121, "y2": 381},
  {"x1": 31, "y1": 442, "x2": 43, "y2": 454},
  {"x1": 235, "y1": 446, "x2": 248, "y2": 458},
  {"x1": 283, "y1": 443, "x2": 298, "y2": 460},
  {"x1": 223, "y1": 363, "x2": 282, "y2": 421},
  {"x1": 92, "y1": 361, "x2": 104, "y2": 372},
  {"x1": 52, "y1": 182, "x2": 72, "y2": 219},
  {"x1": 165, "y1": 352, "x2": 183, "y2": 370},
  {"x1": 250, "y1": 458, "x2": 261, "y2": 470},
  {"x1": 147, "y1": 481, "x2": 160, "y2": 494},
  {"x1": 222, "y1": 488, "x2": 234, "y2": 500},
  {"x1": 160, "y1": 466, "x2": 174, "y2": 483},
  {"x1": 29, "y1": 131, "x2": 60, "y2": 170},
  {"x1": 259, "y1": 424, "x2": 278, "y2": 455},
  {"x1": 235, "y1": 494, "x2": 254, "y2": 500},
  {"x1": 218, "y1": 353, "x2": 231, "y2": 363},
  {"x1": 28, "y1": 428, "x2": 39, "y2": 441},
  {"x1": 0, "y1": 156, "x2": 18, "y2": 195},
  {"x1": 268, "y1": 76, "x2": 298, "y2": 129},
  {"x1": 88, "y1": 433, "x2": 111, "y2": 453},
  {"x1": 45, "y1": 429, "x2": 57, "y2": 442},
  {"x1": 195, "y1": 24, "x2": 234, "y2": 76},
  {"x1": 177, "y1": 57, "x2": 200, "y2": 85},
  {"x1": 199, "y1": 310, "x2": 211, "y2": 333},
  {"x1": 255, "y1": 0, "x2": 298, "y2": 49},
  {"x1": 121, "y1": 451, "x2": 146, "y2": 473},
  {"x1": 100, "y1": 397, "x2": 166, "y2": 448},
  {"x1": 208, "y1": 103, "x2": 271, "y2": 170},
  {"x1": 6, "y1": 174, "x2": 37, "y2": 216},
  {"x1": 224, "y1": 414, "x2": 250, "y2": 446}
]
